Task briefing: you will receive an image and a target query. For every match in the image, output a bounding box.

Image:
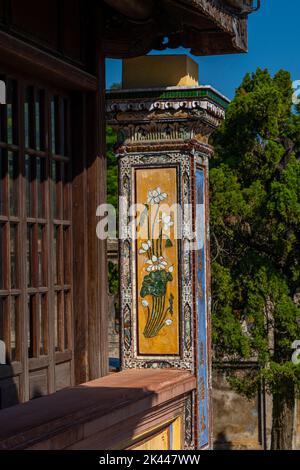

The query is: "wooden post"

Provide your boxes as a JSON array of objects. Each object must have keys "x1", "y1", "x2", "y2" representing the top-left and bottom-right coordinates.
[{"x1": 72, "y1": 51, "x2": 108, "y2": 383}]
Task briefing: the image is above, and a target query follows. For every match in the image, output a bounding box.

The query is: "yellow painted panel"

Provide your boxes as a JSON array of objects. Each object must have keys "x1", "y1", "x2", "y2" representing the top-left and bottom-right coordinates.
[
  {"x1": 133, "y1": 428, "x2": 170, "y2": 451},
  {"x1": 135, "y1": 168, "x2": 179, "y2": 355},
  {"x1": 172, "y1": 415, "x2": 182, "y2": 450},
  {"x1": 131, "y1": 417, "x2": 182, "y2": 450}
]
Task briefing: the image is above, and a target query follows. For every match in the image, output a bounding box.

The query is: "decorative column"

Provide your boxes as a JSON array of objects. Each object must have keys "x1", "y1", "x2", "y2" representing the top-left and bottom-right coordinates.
[{"x1": 106, "y1": 74, "x2": 228, "y2": 449}]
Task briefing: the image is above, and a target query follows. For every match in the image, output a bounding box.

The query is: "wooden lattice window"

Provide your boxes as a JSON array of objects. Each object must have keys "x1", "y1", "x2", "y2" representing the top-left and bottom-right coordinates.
[
  {"x1": 0, "y1": 78, "x2": 21, "y2": 366},
  {"x1": 0, "y1": 74, "x2": 73, "y2": 406}
]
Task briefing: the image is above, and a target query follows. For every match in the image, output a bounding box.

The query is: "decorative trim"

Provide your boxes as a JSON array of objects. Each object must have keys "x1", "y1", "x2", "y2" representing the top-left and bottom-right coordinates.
[
  {"x1": 119, "y1": 151, "x2": 206, "y2": 370},
  {"x1": 107, "y1": 87, "x2": 229, "y2": 109},
  {"x1": 119, "y1": 151, "x2": 210, "y2": 375},
  {"x1": 117, "y1": 142, "x2": 214, "y2": 157},
  {"x1": 184, "y1": 393, "x2": 194, "y2": 450}
]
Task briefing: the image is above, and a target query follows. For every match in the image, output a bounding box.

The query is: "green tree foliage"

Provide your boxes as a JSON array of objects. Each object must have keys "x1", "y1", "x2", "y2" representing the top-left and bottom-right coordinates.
[
  {"x1": 106, "y1": 82, "x2": 121, "y2": 207},
  {"x1": 107, "y1": 126, "x2": 118, "y2": 208},
  {"x1": 210, "y1": 68, "x2": 300, "y2": 449},
  {"x1": 108, "y1": 261, "x2": 119, "y2": 295},
  {"x1": 106, "y1": 126, "x2": 118, "y2": 295},
  {"x1": 110, "y1": 82, "x2": 122, "y2": 90}
]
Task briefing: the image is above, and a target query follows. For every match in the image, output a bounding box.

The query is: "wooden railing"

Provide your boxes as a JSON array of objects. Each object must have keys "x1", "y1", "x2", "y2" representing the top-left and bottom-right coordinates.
[{"x1": 0, "y1": 369, "x2": 195, "y2": 450}]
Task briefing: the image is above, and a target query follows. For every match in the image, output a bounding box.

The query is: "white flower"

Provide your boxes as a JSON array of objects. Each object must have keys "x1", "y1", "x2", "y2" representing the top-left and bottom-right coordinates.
[
  {"x1": 165, "y1": 319, "x2": 173, "y2": 326},
  {"x1": 146, "y1": 255, "x2": 167, "y2": 272},
  {"x1": 139, "y1": 240, "x2": 152, "y2": 254},
  {"x1": 168, "y1": 266, "x2": 174, "y2": 273},
  {"x1": 147, "y1": 187, "x2": 167, "y2": 205},
  {"x1": 161, "y1": 212, "x2": 174, "y2": 232},
  {"x1": 159, "y1": 256, "x2": 168, "y2": 268},
  {"x1": 142, "y1": 300, "x2": 149, "y2": 307}
]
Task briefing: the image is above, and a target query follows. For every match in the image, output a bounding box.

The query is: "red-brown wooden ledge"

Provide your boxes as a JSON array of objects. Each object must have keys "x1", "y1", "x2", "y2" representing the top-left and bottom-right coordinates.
[{"x1": 0, "y1": 369, "x2": 196, "y2": 450}]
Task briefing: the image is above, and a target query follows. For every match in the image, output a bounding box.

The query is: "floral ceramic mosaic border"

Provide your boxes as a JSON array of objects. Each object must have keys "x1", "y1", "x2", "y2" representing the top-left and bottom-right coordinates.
[{"x1": 119, "y1": 151, "x2": 209, "y2": 372}]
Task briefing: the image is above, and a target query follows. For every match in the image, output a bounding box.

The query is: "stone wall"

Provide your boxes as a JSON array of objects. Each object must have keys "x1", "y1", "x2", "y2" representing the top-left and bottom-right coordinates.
[
  {"x1": 212, "y1": 366, "x2": 300, "y2": 450},
  {"x1": 212, "y1": 365, "x2": 272, "y2": 450}
]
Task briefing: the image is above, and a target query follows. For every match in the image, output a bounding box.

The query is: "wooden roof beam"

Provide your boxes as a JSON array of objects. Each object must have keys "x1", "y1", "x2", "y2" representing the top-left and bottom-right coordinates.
[{"x1": 103, "y1": 0, "x2": 155, "y2": 21}]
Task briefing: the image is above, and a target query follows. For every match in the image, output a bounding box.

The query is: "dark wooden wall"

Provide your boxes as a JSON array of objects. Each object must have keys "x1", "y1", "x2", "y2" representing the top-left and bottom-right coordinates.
[{"x1": 0, "y1": 0, "x2": 108, "y2": 407}]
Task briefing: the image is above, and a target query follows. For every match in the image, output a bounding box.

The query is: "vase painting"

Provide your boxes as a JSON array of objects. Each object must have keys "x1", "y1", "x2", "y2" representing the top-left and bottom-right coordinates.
[{"x1": 135, "y1": 167, "x2": 180, "y2": 356}]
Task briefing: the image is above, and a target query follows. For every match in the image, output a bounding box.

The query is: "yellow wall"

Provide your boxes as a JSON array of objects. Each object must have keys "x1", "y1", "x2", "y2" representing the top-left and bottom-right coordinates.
[{"x1": 122, "y1": 55, "x2": 199, "y2": 89}]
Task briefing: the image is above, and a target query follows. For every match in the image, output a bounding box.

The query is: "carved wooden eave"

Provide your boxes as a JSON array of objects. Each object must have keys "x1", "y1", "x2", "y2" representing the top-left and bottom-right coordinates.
[{"x1": 102, "y1": 0, "x2": 260, "y2": 58}]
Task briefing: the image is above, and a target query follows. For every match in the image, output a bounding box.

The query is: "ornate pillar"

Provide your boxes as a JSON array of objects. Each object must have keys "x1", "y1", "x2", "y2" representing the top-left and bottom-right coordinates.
[{"x1": 106, "y1": 82, "x2": 228, "y2": 449}]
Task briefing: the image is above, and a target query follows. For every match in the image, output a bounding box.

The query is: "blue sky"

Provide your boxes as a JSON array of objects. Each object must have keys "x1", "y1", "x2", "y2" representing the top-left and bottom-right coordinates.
[{"x1": 106, "y1": 0, "x2": 300, "y2": 99}]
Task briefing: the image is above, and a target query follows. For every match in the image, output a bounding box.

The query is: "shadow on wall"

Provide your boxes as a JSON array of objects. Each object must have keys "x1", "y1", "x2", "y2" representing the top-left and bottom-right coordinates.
[
  {"x1": 0, "y1": 349, "x2": 45, "y2": 410},
  {"x1": 0, "y1": 365, "x2": 20, "y2": 410},
  {"x1": 213, "y1": 431, "x2": 233, "y2": 450},
  {"x1": 0, "y1": 340, "x2": 20, "y2": 409}
]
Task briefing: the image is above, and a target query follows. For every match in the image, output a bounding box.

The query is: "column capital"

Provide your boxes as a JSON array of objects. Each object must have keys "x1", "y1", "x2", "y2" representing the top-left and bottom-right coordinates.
[{"x1": 106, "y1": 85, "x2": 229, "y2": 154}]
